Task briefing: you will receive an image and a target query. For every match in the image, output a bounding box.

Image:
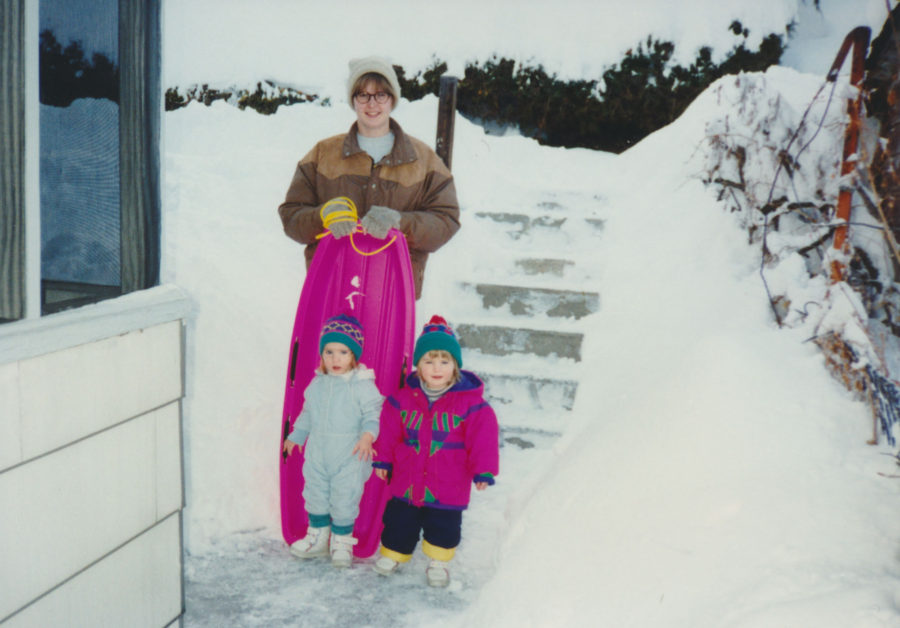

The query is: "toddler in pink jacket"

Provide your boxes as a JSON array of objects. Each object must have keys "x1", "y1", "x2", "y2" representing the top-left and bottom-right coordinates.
[{"x1": 372, "y1": 315, "x2": 499, "y2": 587}]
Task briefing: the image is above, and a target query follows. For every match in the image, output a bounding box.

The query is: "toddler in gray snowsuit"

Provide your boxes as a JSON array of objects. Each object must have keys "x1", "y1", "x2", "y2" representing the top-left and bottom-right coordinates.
[{"x1": 283, "y1": 314, "x2": 384, "y2": 567}]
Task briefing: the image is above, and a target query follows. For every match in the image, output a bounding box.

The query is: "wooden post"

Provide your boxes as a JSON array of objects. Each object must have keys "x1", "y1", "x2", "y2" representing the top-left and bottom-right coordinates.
[{"x1": 436, "y1": 75, "x2": 458, "y2": 171}]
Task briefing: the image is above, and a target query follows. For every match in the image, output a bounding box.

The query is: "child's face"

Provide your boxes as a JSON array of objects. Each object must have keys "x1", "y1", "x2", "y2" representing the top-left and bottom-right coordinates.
[
  {"x1": 322, "y1": 342, "x2": 355, "y2": 374},
  {"x1": 418, "y1": 352, "x2": 456, "y2": 389}
]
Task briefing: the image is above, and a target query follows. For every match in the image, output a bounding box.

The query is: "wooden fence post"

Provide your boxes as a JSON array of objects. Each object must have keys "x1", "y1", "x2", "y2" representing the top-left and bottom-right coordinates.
[{"x1": 436, "y1": 75, "x2": 458, "y2": 171}]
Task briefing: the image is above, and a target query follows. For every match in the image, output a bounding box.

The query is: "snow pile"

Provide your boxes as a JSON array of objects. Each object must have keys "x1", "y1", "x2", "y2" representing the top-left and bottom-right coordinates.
[
  {"x1": 441, "y1": 65, "x2": 900, "y2": 627},
  {"x1": 697, "y1": 65, "x2": 900, "y2": 445}
]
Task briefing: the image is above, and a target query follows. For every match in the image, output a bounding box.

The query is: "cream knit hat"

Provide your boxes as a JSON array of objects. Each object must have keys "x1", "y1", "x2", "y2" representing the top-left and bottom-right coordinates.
[{"x1": 347, "y1": 56, "x2": 401, "y2": 109}]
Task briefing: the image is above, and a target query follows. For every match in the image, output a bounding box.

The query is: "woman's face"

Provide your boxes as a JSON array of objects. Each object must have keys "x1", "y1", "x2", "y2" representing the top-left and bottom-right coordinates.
[{"x1": 353, "y1": 79, "x2": 393, "y2": 138}]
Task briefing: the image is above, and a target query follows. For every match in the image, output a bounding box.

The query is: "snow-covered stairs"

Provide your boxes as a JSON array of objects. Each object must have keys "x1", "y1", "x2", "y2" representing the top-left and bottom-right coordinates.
[
  {"x1": 462, "y1": 282, "x2": 600, "y2": 320},
  {"x1": 448, "y1": 193, "x2": 605, "y2": 440}
]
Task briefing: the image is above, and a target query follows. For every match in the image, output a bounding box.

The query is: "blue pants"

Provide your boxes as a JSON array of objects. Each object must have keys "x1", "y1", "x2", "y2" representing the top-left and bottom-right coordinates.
[{"x1": 380, "y1": 498, "x2": 462, "y2": 558}]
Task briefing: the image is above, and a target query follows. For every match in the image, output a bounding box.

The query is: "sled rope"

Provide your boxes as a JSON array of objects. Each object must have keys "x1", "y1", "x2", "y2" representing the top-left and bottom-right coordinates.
[{"x1": 317, "y1": 197, "x2": 397, "y2": 256}]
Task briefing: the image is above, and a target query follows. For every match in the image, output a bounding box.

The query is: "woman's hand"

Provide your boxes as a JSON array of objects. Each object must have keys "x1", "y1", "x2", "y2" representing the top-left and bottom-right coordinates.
[
  {"x1": 360, "y1": 205, "x2": 401, "y2": 239},
  {"x1": 375, "y1": 468, "x2": 388, "y2": 481},
  {"x1": 352, "y1": 432, "x2": 376, "y2": 461},
  {"x1": 283, "y1": 440, "x2": 299, "y2": 455},
  {"x1": 321, "y1": 198, "x2": 357, "y2": 238},
  {"x1": 475, "y1": 481, "x2": 488, "y2": 491}
]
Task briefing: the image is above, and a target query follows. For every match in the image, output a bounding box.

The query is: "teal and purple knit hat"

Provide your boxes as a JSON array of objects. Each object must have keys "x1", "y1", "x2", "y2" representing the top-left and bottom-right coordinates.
[
  {"x1": 320, "y1": 314, "x2": 364, "y2": 360},
  {"x1": 413, "y1": 315, "x2": 462, "y2": 368}
]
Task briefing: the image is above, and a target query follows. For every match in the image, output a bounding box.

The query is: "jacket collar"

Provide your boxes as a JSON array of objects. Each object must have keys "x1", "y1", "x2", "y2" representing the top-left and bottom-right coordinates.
[
  {"x1": 313, "y1": 363, "x2": 376, "y2": 381},
  {"x1": 406, "y1": 369, "x2": 484, "y2": 395},
  {"x1": 342, "y1": 118, "x2": 418, "y2": 166}
]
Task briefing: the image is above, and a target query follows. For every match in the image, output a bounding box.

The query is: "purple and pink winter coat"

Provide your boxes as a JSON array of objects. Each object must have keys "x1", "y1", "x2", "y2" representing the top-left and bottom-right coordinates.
[{"x1": 373, "y1": 370, "x2": 499, "y2": 510}]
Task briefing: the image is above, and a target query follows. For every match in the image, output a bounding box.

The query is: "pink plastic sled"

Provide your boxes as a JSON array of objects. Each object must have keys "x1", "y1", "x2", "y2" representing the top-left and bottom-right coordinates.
[{"x1": 279, "y1": 228, "x2": 415, "y2": 557}]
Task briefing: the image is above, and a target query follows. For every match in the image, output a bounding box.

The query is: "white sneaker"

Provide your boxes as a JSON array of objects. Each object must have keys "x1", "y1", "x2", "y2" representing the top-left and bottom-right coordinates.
[
  {"x1": 426, "y1": 560, "x2": 450, "y2": 588},
  {"x1": 373, "y1": 554, "x2": 400, "y2": 576},
  {"x1": 289, "y1": 526, "x2": 330, "y2": 559},
  {"x1": 330, "y1": 534, "x2": 358, "y2": 568}
]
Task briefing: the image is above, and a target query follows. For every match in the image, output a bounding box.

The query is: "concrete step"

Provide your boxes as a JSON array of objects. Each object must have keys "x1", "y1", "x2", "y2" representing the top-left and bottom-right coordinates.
[
  {"x1": 514, "y1": 258, "x2": 575, "y2": 277},
  {"x1": 457, "y1": 323, "x2": 583, "y2": 361},
  {"x1": 463, "y1": 282, "x2": 600, "y2": 320},
  {"x1": 474, "y1": 212, "x2": 565, "y2": 240},
  {"x1": 501, "y1": 425, "x2": 564, "y2": 449},
  {"x1": 479, "y1": 370, "x2": 578, "y2": 433},
  {"x1": 474, "y1": 211, "x2": 605, "y2": 241},
  {"x1": 481, "y1": 372, "x2": 578, "y2": 412}
]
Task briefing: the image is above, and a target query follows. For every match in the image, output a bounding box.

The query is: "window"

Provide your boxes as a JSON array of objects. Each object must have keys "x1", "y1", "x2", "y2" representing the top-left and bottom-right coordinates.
[
  {"x1": 0, "y1": 0, "x2": 160, "y2": 322},
  {"x1": 0, "y1": 0, "x2": 26, "y2": 322}
]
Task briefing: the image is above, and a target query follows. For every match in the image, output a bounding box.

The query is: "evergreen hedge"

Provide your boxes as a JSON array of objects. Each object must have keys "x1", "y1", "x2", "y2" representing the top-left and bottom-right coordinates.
[
  {"x1": 165, "y1": 81, "x2": 320, "y2": 114},
  {"x1": 165, "y1": 22, "x2": 788, "y2": 153},
  {"x1": 396, "y1": 24, "x2": 786, "y2": 153}
]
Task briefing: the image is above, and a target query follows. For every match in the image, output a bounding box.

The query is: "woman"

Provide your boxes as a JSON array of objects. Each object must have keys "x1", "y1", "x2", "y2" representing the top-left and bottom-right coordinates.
[{"x1": 277, "y1": 56, "x2": 460, "y2": 299}]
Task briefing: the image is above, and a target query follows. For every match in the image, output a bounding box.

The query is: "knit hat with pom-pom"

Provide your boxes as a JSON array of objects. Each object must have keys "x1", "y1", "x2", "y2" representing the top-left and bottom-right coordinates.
[
  {"x1": 320, "y1": 313, "x2": 364, "y2": 360},
  {"x1": 413, "y1": 315, "x2": 462, "y2": 368}
]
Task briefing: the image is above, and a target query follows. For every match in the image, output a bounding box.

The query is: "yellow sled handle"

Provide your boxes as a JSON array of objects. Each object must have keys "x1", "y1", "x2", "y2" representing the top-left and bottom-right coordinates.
[{"x1": 317, "y1": 197, "x2": 397, "y2": 256}]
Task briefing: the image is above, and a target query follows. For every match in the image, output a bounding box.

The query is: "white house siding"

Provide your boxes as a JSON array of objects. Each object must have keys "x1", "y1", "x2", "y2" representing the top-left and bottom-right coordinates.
[
  {"x1": 2, "y1": 514, "x2": 182, "y2": 628},
  {"x1": 0, "y1": 290, "x2": 187, "y2": 627},
  {"x1": 0, "y1": 364, "x2": 20, "y2": 468}
]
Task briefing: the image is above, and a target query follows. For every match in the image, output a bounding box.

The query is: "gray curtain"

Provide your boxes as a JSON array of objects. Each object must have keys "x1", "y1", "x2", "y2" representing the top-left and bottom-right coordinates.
[
  {"x1": 119, "y1": 0, "x2": 160, "y2": 293},
  {"x1": 0, "y1": 0, "x2": 25, "y2": 320}
]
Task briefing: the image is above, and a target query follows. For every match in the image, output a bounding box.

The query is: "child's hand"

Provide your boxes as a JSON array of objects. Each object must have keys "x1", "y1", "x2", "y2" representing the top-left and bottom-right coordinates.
[
  {"x1": 375, "y1": 468, "x2": 388, "y2": 481},
  {"x1": 352, "y1": 432, "x2": 376, "y2": 461},
  {"x1": 475, "y1": 482, "x2": 488, "y2": 491},
  {"x1": 283, "y1": 440, "x2": 299, "y2": 456}
]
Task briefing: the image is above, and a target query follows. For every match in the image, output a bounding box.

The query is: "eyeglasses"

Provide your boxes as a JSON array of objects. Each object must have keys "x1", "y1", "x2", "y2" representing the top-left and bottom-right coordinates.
[{"x1": 354, "y1": 91, "x2": 391, "y2": 104}]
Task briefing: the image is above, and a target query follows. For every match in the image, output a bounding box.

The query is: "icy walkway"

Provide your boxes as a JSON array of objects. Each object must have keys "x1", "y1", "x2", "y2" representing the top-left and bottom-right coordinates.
[{"x1": 183, "y1": 433, "x2": 556, "y2": 627}]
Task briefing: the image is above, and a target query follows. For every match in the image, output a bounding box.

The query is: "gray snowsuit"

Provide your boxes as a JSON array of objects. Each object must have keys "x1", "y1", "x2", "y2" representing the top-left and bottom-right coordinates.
[{"x1": 287, "y1": 365, "x2": 383, "y2": 529}]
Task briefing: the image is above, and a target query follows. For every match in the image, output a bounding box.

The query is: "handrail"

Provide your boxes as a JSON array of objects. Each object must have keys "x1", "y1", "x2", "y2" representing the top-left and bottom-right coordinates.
[{"x1": 828, "y1": 26, "x2": 872, "y2": 283}]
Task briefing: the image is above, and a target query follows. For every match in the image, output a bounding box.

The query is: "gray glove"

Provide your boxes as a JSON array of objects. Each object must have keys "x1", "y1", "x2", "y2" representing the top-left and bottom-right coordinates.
[
  {"x1": 360, "y1": 205, "x2": 401, "y2": 239},
  {"x1": 321, "y1": 201, "x2": 355, "y2": 239}
]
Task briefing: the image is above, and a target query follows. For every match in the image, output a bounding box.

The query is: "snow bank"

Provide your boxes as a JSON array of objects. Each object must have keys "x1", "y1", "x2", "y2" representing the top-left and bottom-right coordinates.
[{"x1": 445, "y1": 64, "x2": 900, "y2": 627}]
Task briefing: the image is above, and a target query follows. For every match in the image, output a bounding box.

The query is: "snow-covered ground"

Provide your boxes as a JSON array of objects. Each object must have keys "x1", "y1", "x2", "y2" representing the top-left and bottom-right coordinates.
[{"x1": 161, "y1": 0, "x2": 900, "y2": 625}]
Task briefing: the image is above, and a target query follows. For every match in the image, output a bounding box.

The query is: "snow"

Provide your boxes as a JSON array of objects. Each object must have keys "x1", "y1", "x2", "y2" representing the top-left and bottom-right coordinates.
[
  {"x1": 159, "y1": 0, "x2": 900, "y2": 626},
  {"x1": 166, "y1": 0, "x2": 801, "y2": 99}
]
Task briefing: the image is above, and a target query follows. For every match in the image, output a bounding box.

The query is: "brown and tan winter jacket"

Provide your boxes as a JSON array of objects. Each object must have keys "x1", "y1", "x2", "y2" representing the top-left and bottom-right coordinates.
[{"x1": 278, "y1": 119, "x2": 460, "y2": 298}]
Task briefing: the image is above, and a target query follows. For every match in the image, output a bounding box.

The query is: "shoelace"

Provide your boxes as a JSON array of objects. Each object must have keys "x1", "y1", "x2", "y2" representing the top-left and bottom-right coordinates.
[{"x1": 332, "y1": 536, "x2": 358, "y2": 550}]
